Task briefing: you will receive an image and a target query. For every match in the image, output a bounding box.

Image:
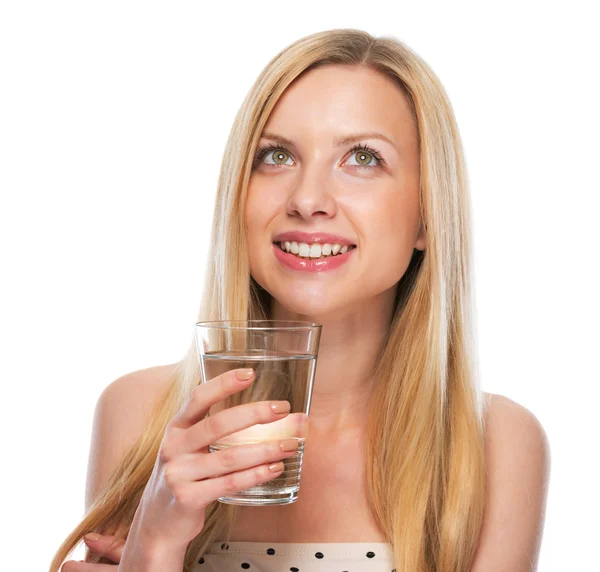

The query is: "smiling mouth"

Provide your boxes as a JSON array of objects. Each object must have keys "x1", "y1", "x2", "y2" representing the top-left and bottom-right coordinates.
[{"x1": 274, "y1": 241, "x2": 357, "y2": 259}]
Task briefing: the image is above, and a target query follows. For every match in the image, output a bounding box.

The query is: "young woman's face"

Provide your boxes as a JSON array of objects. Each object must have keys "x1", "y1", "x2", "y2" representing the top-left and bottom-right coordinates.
[{"x1": 246, "y1": 64, "x2": 426, "y2": 318}]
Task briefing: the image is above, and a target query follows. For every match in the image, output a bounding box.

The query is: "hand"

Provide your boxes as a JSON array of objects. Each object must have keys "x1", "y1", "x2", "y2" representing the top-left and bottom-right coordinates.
[
  {"x1": 60, "y1": 532, "x2": 124, "y2": 570},
  {"x1": 130, "y1": 367, "x2": 302, "y2": 552}
]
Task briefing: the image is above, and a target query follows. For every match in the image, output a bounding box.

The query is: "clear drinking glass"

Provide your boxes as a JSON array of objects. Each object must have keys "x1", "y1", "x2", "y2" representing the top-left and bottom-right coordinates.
[{"x1": 195, "y1": 319, "x2": 322, "y2": 506}]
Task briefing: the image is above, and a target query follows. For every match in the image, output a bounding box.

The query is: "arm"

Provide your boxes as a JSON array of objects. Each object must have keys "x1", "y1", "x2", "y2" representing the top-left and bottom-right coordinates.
[
  {"x1": 117, "y1": 518, "x2": 188, "y2": 572},
  {"x1": 470, "y1": 394, "x2": 551, "y2": 572}
]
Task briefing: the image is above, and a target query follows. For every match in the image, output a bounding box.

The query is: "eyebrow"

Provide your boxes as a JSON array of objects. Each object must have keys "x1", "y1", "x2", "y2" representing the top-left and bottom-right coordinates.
[{"x1": 260, "y1": 131, "x2": 398, "y2": 150}]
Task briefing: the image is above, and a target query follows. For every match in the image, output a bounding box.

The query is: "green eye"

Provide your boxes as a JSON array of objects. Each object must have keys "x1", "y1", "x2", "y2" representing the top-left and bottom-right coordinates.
[
  {"x1": 346, "y1": 144, "x2": 384, "y2": 168},
  {"x1": 269, "y1": 149, "x2": 291, "y2": 165},
  {"x1": 254, "y1": 145, "x2": 293, "y2": 167},
  {"x1": 352, "y1": 150, "x2": 374, "y2": 166}
]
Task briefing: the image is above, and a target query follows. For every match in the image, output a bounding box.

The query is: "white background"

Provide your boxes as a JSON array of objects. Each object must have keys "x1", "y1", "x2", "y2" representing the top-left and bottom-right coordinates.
[{"x1": 1, "y1": 1, "x2": 598, "y2": 570}]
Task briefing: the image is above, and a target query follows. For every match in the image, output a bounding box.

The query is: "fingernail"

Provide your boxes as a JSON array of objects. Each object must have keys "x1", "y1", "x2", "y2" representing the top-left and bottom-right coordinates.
[
  {"x1": 235, "y1": 368, "x2": 254, "y2": 381},
  {"x1": 269, "y1": 461, "x2": 284, "y2": 472},
  {"x1": 279, "y1": 438, "x2": 300, "y2": 452},
  {"x1": 270, "y1": 401, "x2": 291, "y2": 414},
  {"x1": 84, "y1": 533, "x2": 100, "y2": 542}
]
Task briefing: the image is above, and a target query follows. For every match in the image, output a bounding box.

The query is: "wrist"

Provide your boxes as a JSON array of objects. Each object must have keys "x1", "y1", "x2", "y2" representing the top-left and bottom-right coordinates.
[
  {"x1": 119, "y1": 512, "x2": 189, "y2": 572},
  {"x1": 118, "y1": 535, "x2": 188, "y2": 572}
]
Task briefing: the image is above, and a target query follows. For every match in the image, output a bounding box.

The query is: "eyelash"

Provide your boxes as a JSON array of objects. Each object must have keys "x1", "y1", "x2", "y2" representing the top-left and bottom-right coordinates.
[{"x1": 252, "y1": 142, "x2": 386, "y2": 171}]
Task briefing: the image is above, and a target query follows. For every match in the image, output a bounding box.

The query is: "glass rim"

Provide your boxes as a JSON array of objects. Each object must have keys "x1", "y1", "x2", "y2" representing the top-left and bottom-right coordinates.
[{"x1": 195, "y1": 319, "x2": 322, "y2": 331}]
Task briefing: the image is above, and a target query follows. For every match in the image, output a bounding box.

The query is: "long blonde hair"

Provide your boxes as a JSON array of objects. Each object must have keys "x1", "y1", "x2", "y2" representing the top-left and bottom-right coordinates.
[{"x1": 50, "y1": 28, "x2": 486, "y2": 572}]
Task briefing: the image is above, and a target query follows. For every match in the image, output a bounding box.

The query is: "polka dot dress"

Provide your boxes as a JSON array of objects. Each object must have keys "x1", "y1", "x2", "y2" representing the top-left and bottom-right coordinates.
[{"x1": 193, "y1": 541, "x2": 395, "y2": 571}]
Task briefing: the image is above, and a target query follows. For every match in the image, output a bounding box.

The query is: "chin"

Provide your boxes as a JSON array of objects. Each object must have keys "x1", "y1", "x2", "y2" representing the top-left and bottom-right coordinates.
[{"x1": 271, "y1": 295, "x2": 346, "y2": 320}]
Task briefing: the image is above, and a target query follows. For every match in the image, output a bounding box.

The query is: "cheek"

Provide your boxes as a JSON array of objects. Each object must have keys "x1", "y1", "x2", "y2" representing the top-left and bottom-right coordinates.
[
  {"x1": 245, "y1": 183, "x2": 280, "y2": 276},
  {"x1": 351, "y1": 195, "x2": 419, "y2": 278},
  {"x1": 351, "y1": 191, "x2": 416, "y2": 244},
  {"x1": 246, "y1": 179, "x2": 281, "y2": 219},
  {"x1": 245, "y1": 186, "x2": 267, "y2": 246},
  {"x1": 245, "y1": 205, "x2": 260, "y2": 249}
]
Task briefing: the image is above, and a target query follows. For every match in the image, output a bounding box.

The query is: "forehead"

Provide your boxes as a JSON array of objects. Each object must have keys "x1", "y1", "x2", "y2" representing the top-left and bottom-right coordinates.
[{"x1": 262, "y1": 65, "x2": 416, "y2": 145}]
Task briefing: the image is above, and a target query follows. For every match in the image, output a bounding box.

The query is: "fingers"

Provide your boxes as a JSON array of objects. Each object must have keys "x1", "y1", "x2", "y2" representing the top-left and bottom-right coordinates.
[
  {"x1": 83, "y1": 532, "x2": 125, "y2": 563},
  {"x1": 185, "y1": 459, "x2": 287, "y2": 507},
  {"x1": 165, "y1": 438, "x2": 300, "y2": 482},
  {"x1": 181, "y1": 399, "x2": 292, "y2": 455},
  {"x1": 169, "y1": 368, "x2": 256, "y2": 430},
  {"x1": 61, "y1": 561, "x2": 117, "y2": 570}
]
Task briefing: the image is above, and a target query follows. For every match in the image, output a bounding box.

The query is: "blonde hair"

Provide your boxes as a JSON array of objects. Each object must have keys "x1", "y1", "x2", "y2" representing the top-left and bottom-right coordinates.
[{"x1": 50, "y1": 28, "x2": 486, "y2": 572}]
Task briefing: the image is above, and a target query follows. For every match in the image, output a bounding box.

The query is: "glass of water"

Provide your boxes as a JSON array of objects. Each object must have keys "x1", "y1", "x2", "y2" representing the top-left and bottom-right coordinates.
[{"x1": 194, "y1": 319, "x2": 322, "y2": 506}]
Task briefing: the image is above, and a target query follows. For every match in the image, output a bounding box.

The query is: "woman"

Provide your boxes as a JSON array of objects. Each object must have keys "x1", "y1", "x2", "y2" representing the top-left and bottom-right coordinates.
[{"x1": 52, "y1": 28, "x2": 550, "y2": 572}]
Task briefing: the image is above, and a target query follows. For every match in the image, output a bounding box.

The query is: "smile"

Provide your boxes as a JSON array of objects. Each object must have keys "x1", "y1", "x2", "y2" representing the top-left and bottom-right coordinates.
[
  {"x1": 276, "y1": 240, "x2": 357, "y2": 259},
  {"x1": 273, "y1": 242, "x2": 356, "y2": 272}
]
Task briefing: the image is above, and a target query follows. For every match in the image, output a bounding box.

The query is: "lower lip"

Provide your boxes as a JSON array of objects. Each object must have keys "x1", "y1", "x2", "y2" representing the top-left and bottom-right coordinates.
[{"x1": 273, "y1": 243, "x2": 355, "y2": 272}]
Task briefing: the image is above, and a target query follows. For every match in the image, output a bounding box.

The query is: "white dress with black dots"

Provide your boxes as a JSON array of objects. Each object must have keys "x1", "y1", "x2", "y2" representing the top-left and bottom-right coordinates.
[{"x1": 193, "y1": 541, "x2": 396, "y2": 571}]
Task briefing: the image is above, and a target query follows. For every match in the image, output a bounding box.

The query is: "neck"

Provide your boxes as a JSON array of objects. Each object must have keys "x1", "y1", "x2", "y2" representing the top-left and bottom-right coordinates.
[{"x1": 270, "y1": 287, "x2": 396, "y2": 436}]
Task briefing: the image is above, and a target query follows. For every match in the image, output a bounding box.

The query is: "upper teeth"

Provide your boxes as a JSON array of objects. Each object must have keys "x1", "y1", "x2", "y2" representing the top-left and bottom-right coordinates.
[{"x1": 280, "y1": 241, "x2": 350, "y2": 258}]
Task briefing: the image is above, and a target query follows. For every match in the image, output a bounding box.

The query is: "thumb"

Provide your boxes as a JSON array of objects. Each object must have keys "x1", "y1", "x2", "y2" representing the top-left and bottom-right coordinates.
[{"x1": 84, "y1": 532, "x2": 126, "y2": 563}]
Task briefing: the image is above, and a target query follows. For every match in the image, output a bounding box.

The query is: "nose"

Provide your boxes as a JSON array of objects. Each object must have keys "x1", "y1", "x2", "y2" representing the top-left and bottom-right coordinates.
[{"x1": 285, "y1": 165, "x2": 337, "y2": 220}]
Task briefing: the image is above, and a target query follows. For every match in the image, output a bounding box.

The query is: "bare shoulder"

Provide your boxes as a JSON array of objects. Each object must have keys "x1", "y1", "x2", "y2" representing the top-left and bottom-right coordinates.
[
  {"x1": 483, "y1": 391, "x2": 551, "y2": 490},
  {"x1": 471, "y1": 392, "x2": 551, "y2": 571},
  {"x1": 484, "y1": 392, "x2": 550, "y2": 450},
  {"x1": 85, "y1": 363, "x2": 179, "y2": 511},
  {"x1": 93, "y1": 363, "x2": 178, "y2": 431},
  {"x1": 99, "y1": 363, "x2": 178, "y2": 408}
]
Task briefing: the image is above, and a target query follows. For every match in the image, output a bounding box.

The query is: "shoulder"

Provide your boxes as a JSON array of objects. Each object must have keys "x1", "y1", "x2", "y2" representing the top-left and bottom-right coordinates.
[
  {"x1": 93, "y1": 362, "x2": 178, "y2": 438},
  {"x1": 483, "y1": 392, "x2": 550, "y2": 458},
  {"x1": 482, "y1": 391, "x2": 551, "y2": 495},
  {"x1": 471, "y1": 392, "x2": 551, "y2": 570},
  {"x1": 98, "y1": 363, "x2": 178, "y2": 411},
  {"x1": 85, "y1": 363, "x2": 178, "y2": 510}
]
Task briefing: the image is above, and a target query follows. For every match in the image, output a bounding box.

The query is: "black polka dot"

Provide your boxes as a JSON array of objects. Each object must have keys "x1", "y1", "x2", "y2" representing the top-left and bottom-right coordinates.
[
  {"x1": 266, "y1": 547, "x2": 275, "y2": 555},
  {"x1": 221, "y1": 542, "x2": 229, "y2": 550},
  {"x1": 241, "y1": 564, "x2": 250, "y2": 570},
  {"x1": 315, "y1": 551, "x2": 324, "y2": 559},
  {"x1": 367, "y1": 551, "x2": 375, "y2": 558},
  {"x1": 197, "y1": 556, "x2": 204, "y2": 564},
  {"x1": 290, "y1": 568, "x2": 299, "y2": 572}
]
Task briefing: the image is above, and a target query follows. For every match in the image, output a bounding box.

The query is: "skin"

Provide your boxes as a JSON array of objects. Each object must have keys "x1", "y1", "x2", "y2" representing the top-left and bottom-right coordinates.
[
  {"x1": 65, "y1": 63, "x2": 549, "y2": 570},
  {"x1": 246, "y1": 64, "x2": 426, "y2": 439}
]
